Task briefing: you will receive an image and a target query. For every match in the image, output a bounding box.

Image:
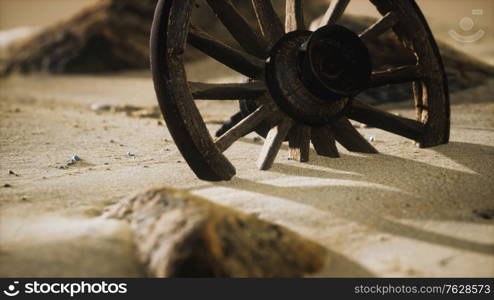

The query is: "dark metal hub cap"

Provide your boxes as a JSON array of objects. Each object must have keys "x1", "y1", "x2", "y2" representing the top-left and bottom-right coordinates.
[{"x1": 265, "y1": 26, "x2": 372, "y2": 125}]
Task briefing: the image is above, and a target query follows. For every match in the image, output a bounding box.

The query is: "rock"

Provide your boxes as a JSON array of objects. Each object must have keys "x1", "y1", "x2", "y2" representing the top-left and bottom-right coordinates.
[
  {"x1": 0, "y1": 0, "x2": 156, "y2": 75},
  {"x1": 104, "y1": 187, "x2": 327, "y2": 277}
]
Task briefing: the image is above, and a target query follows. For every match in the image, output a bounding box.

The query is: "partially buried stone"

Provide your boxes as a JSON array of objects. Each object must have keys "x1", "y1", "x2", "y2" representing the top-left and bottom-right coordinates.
[{"x1": 105, "y1": 187, "x2": 328, "y2": 277}]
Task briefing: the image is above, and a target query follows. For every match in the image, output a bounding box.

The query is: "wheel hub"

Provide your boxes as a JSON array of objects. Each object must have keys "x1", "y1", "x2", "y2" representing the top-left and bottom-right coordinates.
[{"x1": 265, "y1": 25, "x2": 372, "y2": 125}]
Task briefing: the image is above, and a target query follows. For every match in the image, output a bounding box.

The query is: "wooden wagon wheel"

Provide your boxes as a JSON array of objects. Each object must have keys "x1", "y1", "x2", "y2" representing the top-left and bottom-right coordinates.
[{"x1": 151, "y1": 0, "x2": 450, "y2": 181}]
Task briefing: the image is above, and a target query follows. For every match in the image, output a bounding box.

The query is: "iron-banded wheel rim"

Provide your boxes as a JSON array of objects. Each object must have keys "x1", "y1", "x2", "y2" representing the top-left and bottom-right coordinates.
[{"x1": 151, "y1": 0, "x2": 450, "y2": 181}]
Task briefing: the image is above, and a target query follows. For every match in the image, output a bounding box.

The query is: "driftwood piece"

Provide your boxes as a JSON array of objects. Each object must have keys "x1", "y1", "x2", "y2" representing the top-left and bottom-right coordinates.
[{"x1": 104, "y1": 187, "x2": 327, "y2": 277}]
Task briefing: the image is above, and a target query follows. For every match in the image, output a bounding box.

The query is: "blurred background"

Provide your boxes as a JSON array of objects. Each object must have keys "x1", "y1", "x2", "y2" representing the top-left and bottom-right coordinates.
[{"x1": 1, "y1": 0, "x2": 492, "y2": 64}]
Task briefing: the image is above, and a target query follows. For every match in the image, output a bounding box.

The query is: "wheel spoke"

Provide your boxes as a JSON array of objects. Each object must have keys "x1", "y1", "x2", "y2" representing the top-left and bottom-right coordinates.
[
  {"x1": 188, "y1": 25, "x2": 264, "y2": 78},
  {"x1": 206, "y1": 0, "x2": 268, "y2": 58},
  {"x1": 320, "y1": 0, "x2": 351, "y2": 26},
  {"x1": 311, "y1": 126, "x2": 339, "y2": 158},
  {"x1": 252, "y1": 0, "x2": 284, "y2": 47},
  {"x1": 413, "y1": 80, "x2": 425, "y2": 122},
  {"x1": 370, "y1": 65, "x2": 421, "y2": 88},
  {"x1": 215, "y1": 105, "x2": 271, "y2": 152},
  {"x1": 348, "y1": 99, "x2": 425, "y2": 141},
  {"x1": 359, "y1": 12, "x2": 399, "y2": 43},
  {"x1": 288, "y1": 125, "x2": 311, "y2": 162},
  {"x1": 332, "y1": 118, "x2": 378, "y2": 153},
  {"x1": 190, "y1": 81, "x2": 266, "y2": 100},
  {"x1": 257, "y1": 118, "x2": 294, "y2": 170},
  {"x1": 285, "y1": 0, "x2": 305, "y2": 32}
]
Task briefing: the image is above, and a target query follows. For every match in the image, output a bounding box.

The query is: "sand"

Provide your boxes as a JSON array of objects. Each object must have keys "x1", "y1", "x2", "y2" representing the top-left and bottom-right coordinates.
[
  {"x1": 1, "y1": 55, "x2": 493, "y2": 277},
  {"x1": 0, "y1": 0, "x2": 493, "y2": 278}
]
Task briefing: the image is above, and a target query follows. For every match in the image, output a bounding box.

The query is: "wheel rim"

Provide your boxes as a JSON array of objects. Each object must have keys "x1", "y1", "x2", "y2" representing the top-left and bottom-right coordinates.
[{"x1": 151, "y1": 0, "x2": 450, "y2": 181}]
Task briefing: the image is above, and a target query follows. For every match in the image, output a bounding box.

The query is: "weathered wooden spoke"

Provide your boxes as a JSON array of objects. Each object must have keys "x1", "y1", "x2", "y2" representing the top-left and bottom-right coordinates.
[
  {"x1": 285, "y1": 0, "x2": 305, "y2": 32},
  {"x1": 288, "y1": 125, "x2": 311, "y2": 162},
  {"x1": 320, "y1": 0, "x2": 351, "y2": 26},
  {"x1": 311, "y1": 126, "x2": 340, "y2": 158},
  {"x1": 257, "y1": 118, "x2": 294, "y2": 170},
  {"x1": 206, "y1": 0, "x2": 268, "y2": 58},
  {"x1": 190, "y1": 81, "x2": 266, "y2": 100},
  {"x1": 370, "y1": 65, "x2": 421, "y2": 88},
  {"x1": 188, "y1": 25, "x2": 264, "y2": 78},
  {"x1": 252, "y1": 0, "x2": 284, "y2": 47},
  {"x1": 359, "y1": 11, "x2": 399, "y2": 43},
  {"x1": 332, "y1": 118, "x2": 378, "y2": 153},
  {"x1": 215, "y1": 105, "x2": 271, "y2": 152},
  {"x1": 348, "y1": 99, "x2": 425, "y2": 141}
]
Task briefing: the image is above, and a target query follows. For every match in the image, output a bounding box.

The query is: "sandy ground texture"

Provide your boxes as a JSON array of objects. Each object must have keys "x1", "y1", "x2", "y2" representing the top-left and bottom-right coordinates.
[{"x1": 1, "y1": 57, "x2": 494, "y2": 277}]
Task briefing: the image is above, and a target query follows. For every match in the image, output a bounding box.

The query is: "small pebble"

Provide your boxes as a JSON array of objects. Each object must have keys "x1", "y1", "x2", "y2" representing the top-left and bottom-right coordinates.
[
  {"x1": 71, "y1": 155, "x2": 81, "y2": 162},
  {"x1": 369, "y1": 136, "x2": 376, "y2": 142},
  {"x1": 4, "y1": 184, "x2": 12, "y2": 188},
  {"x1": 127, "y1": 152, "x2": 136, "y2": 157},
  {"x1": 104, "y1": 162, "x2": 109, "y2": 165},
  {"x1": 21, "y1": 196, "x2": 28, "y2": 201},
  {"x1": 8, "y1": 170, "x2": 17, "y2": 176}
]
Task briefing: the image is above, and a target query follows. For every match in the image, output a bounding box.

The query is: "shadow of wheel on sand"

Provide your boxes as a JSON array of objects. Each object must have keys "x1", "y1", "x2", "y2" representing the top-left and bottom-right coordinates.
[{"x1": 208, "y1": 142, "x2": 494, "y2": 276}]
